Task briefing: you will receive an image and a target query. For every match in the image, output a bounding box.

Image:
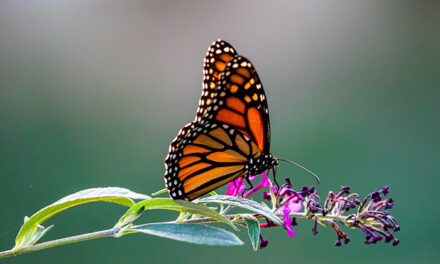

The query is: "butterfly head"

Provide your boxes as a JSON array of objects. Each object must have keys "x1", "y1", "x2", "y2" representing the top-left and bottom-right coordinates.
[{"x1": 271, "y1": 155, "x2": 280, "y2": 167}]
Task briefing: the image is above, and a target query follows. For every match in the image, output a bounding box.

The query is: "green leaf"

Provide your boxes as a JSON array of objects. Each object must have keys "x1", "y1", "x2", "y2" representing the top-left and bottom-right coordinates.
[
  {"x1": 240, "y1": 214, "x2": 260, "y2": 251},
  {"x1": 131, "y1": 223, "x2": 243, "y2": 246},
  {"x1": 14, "y1": 187, "x2": 149, "y2": 250},
  {"x1": 116, "y1": 198, "x2": 236, "y2": 230},
  {"x1": 195, "y1": 195, "x2": 284, "y2": 227},
  {"x1": 16, "y1": 223, "x2": 54, "y2": 250},
  {"x1": 151, "y1": 188, "x2": 168, "y2": 196}
]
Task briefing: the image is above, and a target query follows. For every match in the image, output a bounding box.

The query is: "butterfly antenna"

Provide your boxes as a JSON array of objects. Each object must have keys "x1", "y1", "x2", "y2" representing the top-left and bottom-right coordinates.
[{"x1": 278, "y1": 158, "x2": 320, "y2": 184}]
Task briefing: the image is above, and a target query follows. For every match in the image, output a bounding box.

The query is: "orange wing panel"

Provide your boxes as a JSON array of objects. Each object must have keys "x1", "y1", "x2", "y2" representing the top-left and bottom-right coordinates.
[
  {"x1": 178, "y1": 162, "x2": 212, "y2": 180},
  {"x1": 230, "y1": 74, "x2": 245, "y2": 85},
  {"x1": 247, "y1": 107, "x2": 264, "y2": 151},
  {"x1": 226, "y1": 97, "x2": 246, "y2": 113},
  {"x1": 183, "y1": 165, "x2": 244, "y2": 193},
  {"x1": 183, "y1": 145, "x2": 211, "y2": 155},
  {"x1": 186, "y1": 170, "x2": 246, "y2": 200},
  {"x1": 193, "y1": 134, "x2": 225, "y2": 149},
  {"x1": 215, "y1": 61, "x2": 226, "y2": 72},
  {"x1": 209, "y1": 127, "x2": 232, "y2": 146},
  {"x1": 206, "y1": 149, "x2": 247, "y2": 163},
  {"x1": 179, "y1": 156, "x2": 201, "y2": 168},
  {"x1": 236, "y1": 68, "x2": 251, "y2": 78},
  {"x1": 234, "y1": 134, "x2": 250, "y2": 155},
  {"x1": 219, "y1": 53, "x2": 233, "y2": 63},
  {"x1": 216, "y1": 109, "x2": 246, "y2": 128}
]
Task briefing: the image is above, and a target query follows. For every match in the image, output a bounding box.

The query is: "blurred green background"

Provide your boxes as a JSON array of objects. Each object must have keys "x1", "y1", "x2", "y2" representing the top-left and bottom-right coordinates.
[{"x1": 1, "y1": 1, "x2": 439, "y2": 263}]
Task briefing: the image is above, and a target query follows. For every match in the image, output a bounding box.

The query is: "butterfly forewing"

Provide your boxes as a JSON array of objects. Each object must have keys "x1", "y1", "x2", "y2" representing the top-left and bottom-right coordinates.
[
  {"x1": 196, "y1": 40, "x2": 237, "y2": 122},
  {"x1": 199, "y1": 55, "x2": 271, "y2": 153}
]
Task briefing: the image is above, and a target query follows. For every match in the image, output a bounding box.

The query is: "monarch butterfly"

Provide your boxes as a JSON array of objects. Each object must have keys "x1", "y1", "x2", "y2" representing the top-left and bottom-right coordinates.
[{"x1": 164, "y1": 39, "x2": 279, "y2": 201}]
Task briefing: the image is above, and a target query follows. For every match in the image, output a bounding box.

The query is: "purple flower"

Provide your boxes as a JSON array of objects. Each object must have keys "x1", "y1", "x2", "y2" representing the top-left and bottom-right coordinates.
[
  {"x1": 226, "y1": 173, "x2": 304, "y2": 239},
  {"x1": 243, "y1": 172, "x2": 270, "y2": 198},
  {"x1": 278, "y1": 196, "x2": 301, "y2": 237},
  {"x1": 284, "y1": 196, "x2": 302, "y2": 213},
  {"x1": 272, "y1": 179, "x2": 303, "y2": 237},
  {"x1": 380, "y1": 186, "x2": 389, "y2": 196},
  {"x1": 226, "y1": 173, "x2": 272, "y2": 198},
  {"x1": 259, "y1": 234, "x2": 269, "y2": 249},
  {"x1": 262, "y1": 191, "x2": 271, "y2": 201},
  {"x1": 226, "y1": 177, "x2": 245, "y2": 196},
  {"x1": 282, "y1": 207, "x2": 295, "y2": 237}
]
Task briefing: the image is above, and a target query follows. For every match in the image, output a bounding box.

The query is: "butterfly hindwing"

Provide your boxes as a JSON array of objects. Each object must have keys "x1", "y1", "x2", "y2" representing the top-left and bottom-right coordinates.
[{"x1": 165, "y1": 121, "x2": 262, "y2": 200}]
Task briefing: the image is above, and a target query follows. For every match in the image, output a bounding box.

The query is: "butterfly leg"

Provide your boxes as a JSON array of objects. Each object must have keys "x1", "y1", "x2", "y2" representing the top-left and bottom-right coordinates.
[
  {"x1": 271, "y1": 167, "x2": 280, "y2": 193},
  {"x1": 241, "y1": 176, "x2": 255, "y2": 196}
]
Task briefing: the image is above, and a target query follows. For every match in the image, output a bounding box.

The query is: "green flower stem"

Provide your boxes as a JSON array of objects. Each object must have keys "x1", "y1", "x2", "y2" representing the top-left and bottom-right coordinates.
[{"x1": 0, "y1": 212, "x2": 348, "y2": 259}]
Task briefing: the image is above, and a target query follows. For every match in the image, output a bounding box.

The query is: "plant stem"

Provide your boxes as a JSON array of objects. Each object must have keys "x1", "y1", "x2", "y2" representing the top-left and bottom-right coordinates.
[
  {"x1": 0, "y1": 212, "x2": 347, "y2": 259},
  {"x1": 0, "y1": 228, "x2": 121, "y2": 258}
]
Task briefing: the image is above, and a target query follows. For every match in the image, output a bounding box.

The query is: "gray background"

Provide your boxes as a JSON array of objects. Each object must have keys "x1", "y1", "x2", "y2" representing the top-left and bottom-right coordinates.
[{"x1": 1, "y1": 1, "x2": 439, "y2": 263}]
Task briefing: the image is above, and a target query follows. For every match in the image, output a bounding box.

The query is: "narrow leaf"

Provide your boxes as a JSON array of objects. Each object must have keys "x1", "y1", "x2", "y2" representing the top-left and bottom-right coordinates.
[
  {"x1": 132, "y1": 223, "x2": 243, "y2": 246},
  {"x1": 151, "y1": 188, "x2": 168, "y2": 196},
  {"x1": 116, "y1": 198, "x2": 236, "y2": 230},
  {"x1": 241, "y1": 214, "x2": 260, "y2": 251},
  {"x1": 14, "y1": 187, "x2": 149, "y2": 250},
  {"x1": 195, "y1": 195, "x2": 284, "y2": 227}
]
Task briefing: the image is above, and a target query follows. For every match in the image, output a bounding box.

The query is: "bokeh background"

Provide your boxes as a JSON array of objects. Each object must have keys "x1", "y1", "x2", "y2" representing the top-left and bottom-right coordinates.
[{"x1": 1, "y1": 1, "x2": 439, "y2": 263}]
